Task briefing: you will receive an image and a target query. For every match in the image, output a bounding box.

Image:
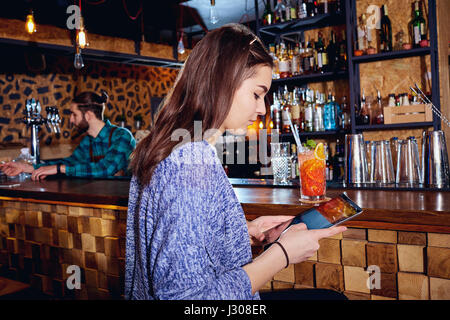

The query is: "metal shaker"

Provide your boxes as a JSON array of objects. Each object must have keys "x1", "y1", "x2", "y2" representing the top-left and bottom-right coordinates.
[
  {"x1": 370, "y1": 140, "x2": 395, "y2": 184},
  {"x1": 345, "y1": 134, "x2": 369, "y2": 183},
  {"x1": 421, "y1": 131, "x2": 450, "y2": 188},
  {"x1": 396, "y1": 137, "x2": 422, "y2": 185}
]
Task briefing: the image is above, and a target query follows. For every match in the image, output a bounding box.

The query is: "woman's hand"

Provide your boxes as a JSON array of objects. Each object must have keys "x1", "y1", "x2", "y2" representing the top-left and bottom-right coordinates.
[
  {"x1": 277, "y1": 223, "x2": 347, "y2": 264},
  {"x1": 247, "y1": 216, "x2": 294, "y2": 245},
  {"x1": 0, "y1": 161, "x2": 33, "y2": 176}
]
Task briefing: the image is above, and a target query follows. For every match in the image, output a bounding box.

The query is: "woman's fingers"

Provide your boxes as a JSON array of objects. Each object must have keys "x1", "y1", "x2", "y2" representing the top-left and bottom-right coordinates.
[{"x1": 309, "y1": 226, "x2": 347, "y2": 240}]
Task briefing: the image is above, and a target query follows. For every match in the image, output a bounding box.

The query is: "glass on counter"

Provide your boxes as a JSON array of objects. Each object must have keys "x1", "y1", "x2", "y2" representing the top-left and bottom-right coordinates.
[{"x1": 298, "y1": 143, "x2": 327, "y2": 202}]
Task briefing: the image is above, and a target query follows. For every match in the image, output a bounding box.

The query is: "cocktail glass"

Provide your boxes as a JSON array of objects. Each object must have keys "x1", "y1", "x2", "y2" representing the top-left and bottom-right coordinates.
[{"x1": 298, "y1": 147, "x2": 326, "y2": 202}]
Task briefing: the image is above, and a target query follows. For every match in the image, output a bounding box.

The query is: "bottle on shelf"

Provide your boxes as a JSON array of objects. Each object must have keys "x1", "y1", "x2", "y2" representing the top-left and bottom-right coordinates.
[
  {"x1": 269, "y1": 43, "x2": 280, "y2": 79},
  {"x1": 304, "y1": 89, "x2": 314, "y2": 132},
  {"x1": 356, "y1": 89, "x2": 370, "y2": 125},
  {"x1": 285, "y1": 0, "x2": 292, "y2": 21},
  {"x1": 274, "y1": 0, "x2": 287, "y2": 23},
  {"x1": 291, "y1": 42, "x2": 301, "y2": 76},
  {"x1": 380, "y1": 4, "x2": 393, "y2": 52},
  {"x1": 278, "y1": 41, "x2": 292, "y2": 78},
  {"x1": 272, "y1": 92, "x2": 282, "y2": 132},
  {"x1": 332, "y1": 138, "x2": 345, "y2": 182},
  {"x1": 373, "y1": 90, "x2": 384, "y2": 124},
  {"x1": 262, "y1": 0, "x2": 273, "y2": 25},
  {"x1": 357, "y1": 14, "x2": 368, "y2": 54},
  {"x1": 289, "y1": 0, "x2": 297, "y2": 20},
  {"x1": 298, "y1": 0, "x2": 308, "y2": 19},
  {"x1": 326, "y1": 31, "x2": 337, "y2": 72},
  {"x1": 409, "y1": 0, "x2": 427, "y2": 48},
  {"x1": 281, "y1": 85, "x2": 292, "y2": 133},
  {"x1": 324, "y1": 91, "x2": 336, "y2": 130},
  {"x1": 338, "y1": 29, "x2": 347, "y2": 71},
  {"x1": 291, "y1": 88, "x2": 302, "y2": 128},
  {"x1": 316, "y1": 32, "x2": 328, "y2": 73},
  {"x1": 339, "y1": 95, "x2": 351, "y2": 130},
  {"x1": 313, "y1": 91, "x2": 325, "y2": 131}
]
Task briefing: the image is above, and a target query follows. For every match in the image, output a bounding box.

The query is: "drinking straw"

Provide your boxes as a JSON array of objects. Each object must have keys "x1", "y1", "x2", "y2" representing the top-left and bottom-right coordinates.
[
  {"x1": 410, "y1": 84, "x2": 450, "y2": 128},
  {"x1": 286, "y1": 112, "x2": 303, "y2": 152}
]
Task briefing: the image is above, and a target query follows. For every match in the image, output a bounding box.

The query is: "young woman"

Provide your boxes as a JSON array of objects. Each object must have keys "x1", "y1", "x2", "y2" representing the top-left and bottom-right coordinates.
[{"x1": 125, "y1": 23, "x2": 346, "y2": 300}]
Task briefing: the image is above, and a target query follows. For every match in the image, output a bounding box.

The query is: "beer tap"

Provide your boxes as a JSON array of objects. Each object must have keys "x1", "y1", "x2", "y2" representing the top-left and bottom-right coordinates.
[{"x1": 23, "y1": 98, "x2": 61, "y2": 165}]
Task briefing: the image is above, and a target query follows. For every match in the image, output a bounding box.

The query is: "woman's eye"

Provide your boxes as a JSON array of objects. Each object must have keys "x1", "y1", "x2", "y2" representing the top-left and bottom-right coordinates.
[{"x1": 254, "y1": 93, "x2": 260, "y2": 100}]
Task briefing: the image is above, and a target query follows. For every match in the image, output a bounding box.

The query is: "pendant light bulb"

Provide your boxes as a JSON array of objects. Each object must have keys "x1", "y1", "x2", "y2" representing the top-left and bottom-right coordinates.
[
  {"x1": 76, "y1": 17, "x2": 89, "y2": 49},
  {"x1": 177, "y1": 36, "x2": 185, "y2": 55},
  {"x1": 74, "y1": 47, "x2": 84, "y2": 70},
  {"x1": 209, "y1": 0, "x2": 219, "y2": 25},
  {"x1": 26, "y1": 11, "x2": 37, "y2": 34}
]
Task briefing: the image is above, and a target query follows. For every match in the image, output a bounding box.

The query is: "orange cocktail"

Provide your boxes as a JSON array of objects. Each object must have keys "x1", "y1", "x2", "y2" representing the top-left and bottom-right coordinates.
[{"x1": 298, "y1": 143, "x2": 326, "y2": 201}]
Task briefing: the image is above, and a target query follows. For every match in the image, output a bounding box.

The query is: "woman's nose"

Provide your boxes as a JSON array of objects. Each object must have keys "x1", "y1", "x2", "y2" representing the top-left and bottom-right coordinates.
[{"x1": 256, "y1": 99, "x2": 266, "y2": 116}]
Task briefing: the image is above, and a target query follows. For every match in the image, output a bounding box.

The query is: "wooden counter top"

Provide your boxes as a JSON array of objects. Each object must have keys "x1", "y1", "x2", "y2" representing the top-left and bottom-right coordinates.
[{"x1": 0, "y1": 177, "x2": 449, "y2": 233}]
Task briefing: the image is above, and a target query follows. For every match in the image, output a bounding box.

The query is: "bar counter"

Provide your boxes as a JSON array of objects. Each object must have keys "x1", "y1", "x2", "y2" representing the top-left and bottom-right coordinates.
[
  {"x1": 0, "y1": 177, "x2": 449, "y2": 300},
  {"x1": 0, "y1": 177, "x2": 448, "y2": 232}
]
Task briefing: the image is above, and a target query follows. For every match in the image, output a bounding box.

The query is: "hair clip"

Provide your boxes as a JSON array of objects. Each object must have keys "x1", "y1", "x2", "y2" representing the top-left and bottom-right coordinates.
[{"x1": 249, "y1": 38, "x2": 257, "y2": 45}]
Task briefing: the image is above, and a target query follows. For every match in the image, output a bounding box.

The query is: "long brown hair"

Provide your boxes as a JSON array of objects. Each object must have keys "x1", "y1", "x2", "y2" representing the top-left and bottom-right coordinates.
[{"x1": 130, "y1": 23, "x2": 273, "y2": 186}]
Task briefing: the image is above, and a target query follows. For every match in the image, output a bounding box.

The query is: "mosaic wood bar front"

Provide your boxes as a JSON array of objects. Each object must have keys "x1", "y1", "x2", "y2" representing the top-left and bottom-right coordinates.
[{"x1": 0, "y1": 197, "x2": 449, "y2": 300}]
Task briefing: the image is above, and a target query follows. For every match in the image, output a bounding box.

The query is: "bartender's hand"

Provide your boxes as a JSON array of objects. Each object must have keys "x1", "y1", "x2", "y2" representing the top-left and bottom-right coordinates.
[
  {"x1": 31, "y1": 165, "x2": 57, "y2": 181},
  {"x1": 247, "y1": 216, "x2": 294, "y2": 245},
  {"x1": 0, "y1": 161, "x2": 33, "y2": 176}
]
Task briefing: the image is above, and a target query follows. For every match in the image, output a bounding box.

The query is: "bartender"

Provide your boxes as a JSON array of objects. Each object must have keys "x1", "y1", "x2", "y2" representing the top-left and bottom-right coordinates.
[{"x1": 0, "y1": 91, "x2": 136, "y2": 180}]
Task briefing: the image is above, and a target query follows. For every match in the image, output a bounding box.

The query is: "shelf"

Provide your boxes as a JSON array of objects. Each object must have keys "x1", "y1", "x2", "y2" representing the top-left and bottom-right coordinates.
[
  {"x1": 259, "y1": 13, "x2": 345, "y2": 36},
  {"x1": 0, "y1": 37, "x2": 184, "y2": 69},
  {"x1": 272, "y1": 70, "x2": 348, "y2": 85},
  {"x1": 354, "y1": 122, "x2": 434, "y2": 131},
  {"x1": 351, "y1": 47, "x2": 431, "y2": 64},
  {"x1": 271, "y1": 130, "x2": 349, "y2": 138}
]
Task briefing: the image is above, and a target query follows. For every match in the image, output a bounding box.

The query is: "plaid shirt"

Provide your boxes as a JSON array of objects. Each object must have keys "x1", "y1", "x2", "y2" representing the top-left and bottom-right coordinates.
[{"x1": 35, "y1": 120, "x2": 136, "y2": 178}]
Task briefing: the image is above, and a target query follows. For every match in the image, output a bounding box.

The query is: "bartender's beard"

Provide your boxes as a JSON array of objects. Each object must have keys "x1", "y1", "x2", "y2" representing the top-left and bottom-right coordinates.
[{"x1": 74, "y1": 114, "x2": 89, "y2": 135}]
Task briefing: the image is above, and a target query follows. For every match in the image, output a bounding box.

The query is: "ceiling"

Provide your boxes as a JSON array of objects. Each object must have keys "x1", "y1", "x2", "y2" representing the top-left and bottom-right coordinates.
[{"x1": 0, "y1": 0, "x2": 266, "y2": 46}]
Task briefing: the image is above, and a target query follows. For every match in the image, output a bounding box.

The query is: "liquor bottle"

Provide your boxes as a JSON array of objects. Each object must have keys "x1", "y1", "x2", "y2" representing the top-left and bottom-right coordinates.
[
  {"x1": 320, "y1": 35, "x2": 328, "y2": 72},
  {"x1": 291, "y1": 88, "x2": 301, "y2": 127},
  {"x1": 291, "y1": 42, "x2": 300, "y2": 76},
  {"x1": 285, "y1": 0, "x2": 292, "y2": 21},
  {"x1": 281, "y1": 86, "x2": 292, "y2": 133},
  {"x1": 262, "y1": 0, "x2": 273, "y2": 25},
  {"x1": 357, "y1": 90, "x2": 370, "y2": 125},
  {"x1": 269, "y1": 43, "x2": 280, "y2": 79},
  {"x1": 410, "y1": 0, "x2": 427, "y2": 48},
  {"x1": 332, "y1": 95, "x2": 340, "y2": 130},
  {"x1": 303, "y1": 40, "x2": 312, "y2": 74},
  {"x1": 374, "y1": 90, "x2": 384, "y2": 124},
  {"x1": 326, "y1": 31, "x2": 337, "y2": 72},
  {"x1": 338, "y1": 30, "x2": 347, "y2": 71},
  {"x1": 339, "y1": 95, "x2": 350, "y2": 130},
  {"x1": 325, "y1": 143, "x2": 333, "y2": 181},
  {"x1": 274, "y1": 0, "x2": 286, "y2": 23},
  {"x1": 313, "y1": 92, "x2": 325, "y2": 131},
  {"x1": 278, "y1": 42, "x2": 291, "y2": 78},
  {"x1": 299, "y1": 89, "x2": 306, "y2": 131},
  {"x1": 313, "y1": 0, "x2": 319, "y2": 16},
  {"x1": 332, "y1": 139, "x2": 345, "y2": 181},
  {"x1": 324, "y1": 91, "x2": 336, "y2": 130},
  {"x1": 380, "y1": 5, "x2": 392, "y2": 52},
  {"x1": 298, "y1": 0, "x2": 307, "y2": 19},
  {"x1": 304, "y1": 89, "x2": 314, "y2": 132},
  {"x1": 272, "y1": 92, "x2": 282, "y2": 131},
  {"x1": 289, "y1": 0, "x2": 297, "y2": 20},
  {"x1": 307, "y1": 0, "x2": 314, "y2": 17}
]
